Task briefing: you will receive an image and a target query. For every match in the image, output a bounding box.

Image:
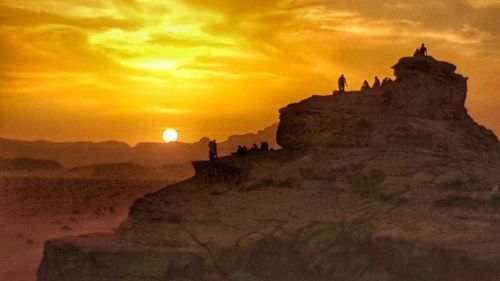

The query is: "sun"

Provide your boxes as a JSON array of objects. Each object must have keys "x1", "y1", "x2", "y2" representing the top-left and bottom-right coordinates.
[{"x1": 162, "y1": 128, "x2": 178, "y2": 143}]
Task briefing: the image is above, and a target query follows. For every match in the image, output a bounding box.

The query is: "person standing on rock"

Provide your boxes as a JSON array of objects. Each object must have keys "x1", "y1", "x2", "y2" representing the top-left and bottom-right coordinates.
[
  {"x1": 373, "y1": 76, "x2": 381, "y2": 88},
  {"x1": 419, "y1": 43, "x2": 427, "y2": 56},
  {"x1": 213, "y1": 140, "x2": 218, "y2": 160},
  {"x1": 338, "y1": 74, "x2": 347, "y2": 92},
  {"x1": 208, "y1": 140, "x2": 218, "y2": 161}
]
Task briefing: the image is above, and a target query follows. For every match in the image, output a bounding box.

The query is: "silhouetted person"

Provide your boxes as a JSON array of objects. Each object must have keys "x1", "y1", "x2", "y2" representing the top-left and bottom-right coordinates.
[
  {"x1": 208, "y1": 140, "x2": 218, "y2": 161},
  {"x1": 413, "y1": 48, "x2": 420, "y2": 57},
  {"x1": 338, "y1": 74, "x2": 347, "y2": 92},
  {"x1": 381, "y1": 77, "x2": 393, "y2": 87},
  {"x1": 235, "y1": 145, "x2": 249, "y2": 155},
  {"x1": 260, "y1": 142, "x2": 269, "y2": 151},
  {"x1": 250, "y1": 144, "x2": 259, "y2": 152},
  {"x1": 361, "y1": 80, "x2": 370, "y2": 91},
  {"x1": 373, "y1": 76, "x2": 381, "y2": 88},
  {"x1": 213, "y1": 140, "x2": 218, "y2": 159},
  {"x1": 419, "y1": 43, "x2": 427, "y2": 56}
]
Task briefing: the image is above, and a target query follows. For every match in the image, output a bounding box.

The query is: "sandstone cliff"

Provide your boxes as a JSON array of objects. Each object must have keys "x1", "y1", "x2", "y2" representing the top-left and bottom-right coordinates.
[
  {"x1": 38, "y1": 55, "x2": 500, "y2": 281},
  {"x1": 278, "y1": 56, "x2": 497, "y2": 151}
]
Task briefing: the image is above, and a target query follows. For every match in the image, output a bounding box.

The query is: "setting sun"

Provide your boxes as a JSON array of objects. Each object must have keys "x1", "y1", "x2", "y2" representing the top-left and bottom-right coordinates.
[{"x1": 162, "y1": 128, "x2": 179, "y2": 143}]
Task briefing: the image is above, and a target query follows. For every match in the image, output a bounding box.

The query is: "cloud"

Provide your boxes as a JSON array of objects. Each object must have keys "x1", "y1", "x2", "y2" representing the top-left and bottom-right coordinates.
[
  {"x1": 144, "y1": 106, "x2": 199, "y2": 115},
  {"x1": 147, "y1": 33, "x2": 229, "y2": 47},
  {"x1": 464, "y1": 0, "x2": 500, "y2": 8},
  {"x1": 0, "y1": 5, "x2": 140, "y2": 31},
  {"x1": 180, "y1": 0, "x2": 286, "y2": 17},
  {"x1": 116, "y1": 0, "x2": 140, "y2": 10},
  {"x1": 0, "y1": 27, "x2": 127, "y2": 74}
]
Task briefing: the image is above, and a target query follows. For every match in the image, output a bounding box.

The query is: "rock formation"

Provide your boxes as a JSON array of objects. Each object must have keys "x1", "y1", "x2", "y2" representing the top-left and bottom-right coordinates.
[
  {"x1": 38, "y1": 55, "x2": 500, "y2": 281},
  {"x1": 278, "y1": 56, "x2": 497, "y2": 151}
]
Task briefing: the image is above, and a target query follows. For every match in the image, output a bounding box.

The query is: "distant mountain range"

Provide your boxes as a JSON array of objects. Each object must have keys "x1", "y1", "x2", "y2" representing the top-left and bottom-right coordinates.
[
  {"x1": 0, "y1": 124, "x2": 278, "y2": 168},
  {"x1": 0, "y1": 157, "x2": 195, "y2": 180}
]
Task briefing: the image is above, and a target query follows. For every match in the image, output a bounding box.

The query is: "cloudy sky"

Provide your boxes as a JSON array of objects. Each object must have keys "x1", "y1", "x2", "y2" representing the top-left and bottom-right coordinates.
[{"x1": 0, "y1": 0, "x2": 499, "y2": 144}]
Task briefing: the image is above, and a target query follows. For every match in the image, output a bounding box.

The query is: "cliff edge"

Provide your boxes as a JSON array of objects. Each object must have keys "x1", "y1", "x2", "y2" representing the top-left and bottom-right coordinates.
[{"x1": 38, "y1": 55, "x2": 500, "y2": 281}]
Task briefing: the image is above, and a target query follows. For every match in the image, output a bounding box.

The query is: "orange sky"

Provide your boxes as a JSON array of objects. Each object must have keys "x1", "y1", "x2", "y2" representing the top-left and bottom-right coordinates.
[{"x1": 0, "y1": 0, "x2": 499, "y2": 144}]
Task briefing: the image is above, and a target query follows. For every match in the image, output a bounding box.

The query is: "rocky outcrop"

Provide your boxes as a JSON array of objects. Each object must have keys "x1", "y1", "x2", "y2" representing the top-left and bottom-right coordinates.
[
  {"x1": 277, "y1": 56, "x2": 498, "y2": 151},
  {"x1": 38, "y1": 55, "x2": 500, "y2": 281}
]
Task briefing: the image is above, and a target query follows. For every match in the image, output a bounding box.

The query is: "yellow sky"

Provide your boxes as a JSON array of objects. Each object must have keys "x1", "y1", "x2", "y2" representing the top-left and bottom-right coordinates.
[{"x1": 0, "y1": 0, "x2": 499, "y2": 144}]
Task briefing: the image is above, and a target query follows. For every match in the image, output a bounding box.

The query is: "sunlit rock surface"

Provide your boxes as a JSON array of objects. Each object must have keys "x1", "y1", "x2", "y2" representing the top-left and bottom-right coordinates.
[{"x1": 38, "y1": 56, "x2": 500, "y2": 281}]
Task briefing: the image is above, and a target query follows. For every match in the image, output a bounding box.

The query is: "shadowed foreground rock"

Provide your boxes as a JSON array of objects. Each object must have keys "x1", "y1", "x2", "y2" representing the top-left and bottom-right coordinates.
[{"x1": 38, "y1": 56, "x2": 500, "y2": 281}]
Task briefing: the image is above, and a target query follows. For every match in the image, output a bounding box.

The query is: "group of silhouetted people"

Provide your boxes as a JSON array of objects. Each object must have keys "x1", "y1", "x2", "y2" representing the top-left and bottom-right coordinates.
[
  {"x1": 207, "y1": 140, "x2": 272, "y2": 161},
  {"x1": 337, "y1": 44, "x2": 427, "y2": 93},
  {"x1": 234, "y1": 142, "x2": 270, "y2": 155},
  {"x1": 339, "y1": 75, "x2": 394, "y2": 92},
  {"x1": 360, "y1": 77, "x2": 393, "y2": 91}
]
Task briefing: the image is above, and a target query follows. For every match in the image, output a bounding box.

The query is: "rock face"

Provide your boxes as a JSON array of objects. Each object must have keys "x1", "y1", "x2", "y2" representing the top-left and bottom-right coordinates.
[{"x1": 38, "y1": 56, "x2": 500, "y2": 281}]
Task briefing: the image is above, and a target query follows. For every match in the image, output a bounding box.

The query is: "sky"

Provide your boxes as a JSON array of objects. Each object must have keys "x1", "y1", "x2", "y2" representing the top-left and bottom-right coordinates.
[{"x1": 0, "y1": 0, "x2": 499, "y2": 144}]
